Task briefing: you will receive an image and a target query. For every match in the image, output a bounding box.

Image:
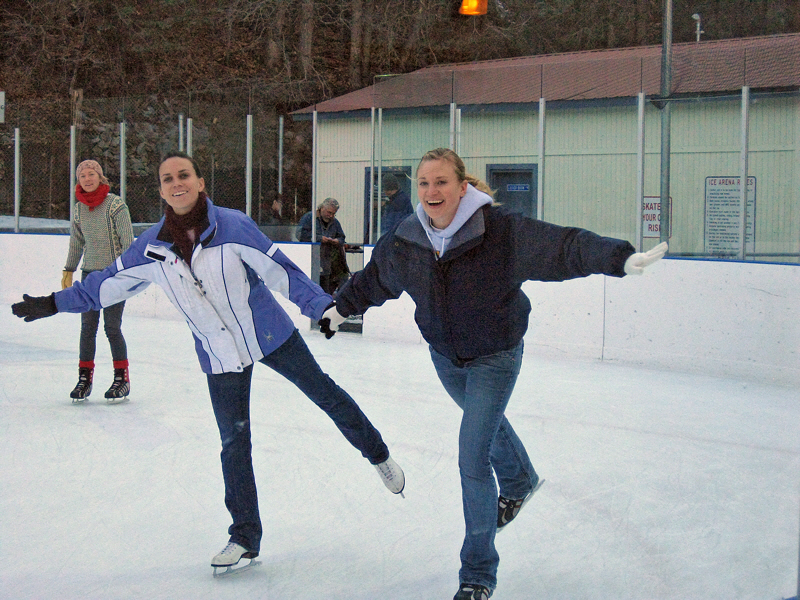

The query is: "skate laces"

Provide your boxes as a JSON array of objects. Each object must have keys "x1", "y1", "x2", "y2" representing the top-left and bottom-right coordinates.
[
  {"x1": 458, "y1": 583, "x2": 492, "y2": 599},
  {"x1": 377, "y1": 461, "x2": 395, "y2": 481},
  {"x1": 499, "y1": 495, "x2": 524, "y2": 512},
  {"x1": 374, "y1": 457, "x2": 405, "y2": 495},
  {"x1": 219, "y1": 542, "x2": 241, "y2": 556}
]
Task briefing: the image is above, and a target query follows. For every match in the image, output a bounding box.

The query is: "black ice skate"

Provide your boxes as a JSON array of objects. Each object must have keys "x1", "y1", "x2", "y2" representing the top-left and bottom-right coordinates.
[
  {"x1": 105, "y1": 367, "x2": 130, "y2": 404},
  {"x1": 70, "y1": 366, "x2": 93, "y2": 404},
  {"x1": 211, "y1": 542, "x2": 260, "y2": 578},
  {"x1": 453, "y1": 583, "x2": 493, "y2": 600},
  {"x1": 497, "y1": 478, "x2": 544, "y2": 532}
]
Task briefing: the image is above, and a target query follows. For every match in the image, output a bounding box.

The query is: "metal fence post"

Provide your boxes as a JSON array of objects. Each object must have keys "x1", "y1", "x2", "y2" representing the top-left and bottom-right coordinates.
[
  {"x1": 739, "y1": 85, "x2": 750, "y2": 260},
  {"x1": 369, "y1": 106, "x2": 375, "y2": 245},
  {"x1": 311, "y1": 109, "x2": 318, "y2": 242},
  {"x1": 636, "y1": 92, "x2": 646, "y2": 251},
  {"x1": 69, "y1": 125, "x2": 76, "y2": 225},
  {"x1": 659, "y1": 0, "x2": 672, "y2": 247},
  {"x1": 14, "y1": 128, "x2": 20, "y2": 233},
  {"x1": 119, "y1": 122, "x2": 127, "y2": 204},
  {"x1": 537, "y1": 97, "x2": 546, "y2": 221},
  {"x1": 246, "y1": 114, "x2": 253, "y2": 218},
  {"x1": 278, "y1": 115, "x2": 284, "y2": 198}
]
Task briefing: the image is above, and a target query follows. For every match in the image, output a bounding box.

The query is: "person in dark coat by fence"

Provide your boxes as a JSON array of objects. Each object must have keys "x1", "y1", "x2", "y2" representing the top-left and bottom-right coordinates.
[{"x1": 297, "y1": 197, "x2": 350, "y2": 295}]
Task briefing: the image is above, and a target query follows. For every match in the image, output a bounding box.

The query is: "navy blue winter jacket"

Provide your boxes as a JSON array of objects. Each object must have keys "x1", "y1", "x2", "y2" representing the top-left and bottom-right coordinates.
[{"x1": 335, "y1": 204, "x2": 636, "y2": 364}]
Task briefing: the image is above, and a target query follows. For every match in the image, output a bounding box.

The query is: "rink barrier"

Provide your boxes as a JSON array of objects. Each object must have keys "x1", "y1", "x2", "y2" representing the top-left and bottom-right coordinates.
[{"x1": 1, "y1": 233, "x2": 798, "y2": 388}]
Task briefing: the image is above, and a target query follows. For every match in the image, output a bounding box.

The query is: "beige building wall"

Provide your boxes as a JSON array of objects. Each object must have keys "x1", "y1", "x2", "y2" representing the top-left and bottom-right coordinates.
[{"x1": 314, "y1": 94, "x2": 799, "y2": 262}]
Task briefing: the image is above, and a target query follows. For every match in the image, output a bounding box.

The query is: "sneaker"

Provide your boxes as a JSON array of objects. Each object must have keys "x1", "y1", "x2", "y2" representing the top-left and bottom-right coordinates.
[
  {"x1": 105, "y1": 367, "x2": 130, "y2": 404},
  {"x1": 497, "y1": 478, "x2": 544, "y2": 531},
  {"x1": 374, "y1": 456, "x2": 405, "y2": 495},
  {"x1": 211, "y1": 542, "x2": 258, "y2": 567},
  {"x1": 70, "y1": 366, "x2": 93, "y2": 402},
  {"x1": 454, "y1": 583, "x2": 493, "y2": 600}
]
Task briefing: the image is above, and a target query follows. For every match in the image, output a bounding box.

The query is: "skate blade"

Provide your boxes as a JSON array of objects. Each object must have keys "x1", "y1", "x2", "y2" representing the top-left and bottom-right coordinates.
[
  {"x1": 212, "y1": 558, "x2": 261, "y2": 578},
  {"x1": 106, "y1": 396, "x2": 130, "y2": 405},
  {"x1": 71, "y1": 397, "x2": 88, "y2": 404}
]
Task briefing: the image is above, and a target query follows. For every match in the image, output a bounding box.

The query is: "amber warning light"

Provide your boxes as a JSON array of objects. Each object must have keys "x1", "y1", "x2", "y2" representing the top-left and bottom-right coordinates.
[{"x1": 459, "y1": 0, "x2": 488, "y2": 16}]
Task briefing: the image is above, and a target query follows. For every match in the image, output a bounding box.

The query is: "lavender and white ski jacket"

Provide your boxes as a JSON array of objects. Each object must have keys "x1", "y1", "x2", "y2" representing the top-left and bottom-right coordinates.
[{"x1": 54, "y1": 198, "x2": 332, "y2": 374}]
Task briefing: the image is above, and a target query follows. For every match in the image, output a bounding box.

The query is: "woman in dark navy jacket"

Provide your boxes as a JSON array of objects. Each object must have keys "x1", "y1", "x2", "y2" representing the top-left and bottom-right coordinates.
[{"x1": 321, "y1": 148, "x2": 667, "y2": 600}]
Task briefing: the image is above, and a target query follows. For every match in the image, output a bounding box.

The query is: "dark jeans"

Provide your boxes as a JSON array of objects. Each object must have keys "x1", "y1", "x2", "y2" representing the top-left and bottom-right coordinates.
[
  {"x1": 430, "y1": 341, "x2": 537, "y2": 590},
  {"x1": 79, "y1": 271, "x2": 127, "y2": 363},
  {"x1": 206, "y1": 329, "x2": 389, "y2": 552}
]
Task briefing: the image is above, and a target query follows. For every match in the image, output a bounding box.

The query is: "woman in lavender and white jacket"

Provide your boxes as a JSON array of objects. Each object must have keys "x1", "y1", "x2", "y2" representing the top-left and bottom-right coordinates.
[{"x1": 13, "y1": 152, "x2": 405, "y2": 575}]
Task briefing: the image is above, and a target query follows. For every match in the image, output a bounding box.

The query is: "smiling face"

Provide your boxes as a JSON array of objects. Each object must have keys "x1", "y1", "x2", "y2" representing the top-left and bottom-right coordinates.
[
  {"x1": 78, "y1": 168, "x2": 101, "y2": 193},
  {"x1": 159, "y1": 156, "x2": 205, "y2": 215},
  {"x1": 416, "y1": 157, "x2": 468, "y2": 229}
]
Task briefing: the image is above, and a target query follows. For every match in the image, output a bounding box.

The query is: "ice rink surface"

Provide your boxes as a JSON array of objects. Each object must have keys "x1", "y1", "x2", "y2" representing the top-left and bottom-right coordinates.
[{"x1": 1, "y1": 306, "x2": 798, "y2": 600}]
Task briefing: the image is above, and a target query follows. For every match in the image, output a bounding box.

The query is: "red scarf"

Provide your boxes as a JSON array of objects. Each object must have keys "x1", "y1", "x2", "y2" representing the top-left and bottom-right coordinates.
[{"x1": 75, "y1": 183, "x2": 110, "y2": 210}]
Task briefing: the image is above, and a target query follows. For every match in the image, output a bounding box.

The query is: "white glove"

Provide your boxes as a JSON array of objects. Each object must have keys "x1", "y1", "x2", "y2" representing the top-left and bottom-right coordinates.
[
  {"x1": 624, "y1": 242, "x2": 668, "y2": 275},
  {"x1": 319, "y1": 304, "x2": 347, "y2": 339}
]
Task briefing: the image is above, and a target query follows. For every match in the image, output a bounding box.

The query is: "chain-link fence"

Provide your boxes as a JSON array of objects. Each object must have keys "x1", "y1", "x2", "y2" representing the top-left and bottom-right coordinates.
[{"x1": 0, "y1": 87, "x2": 313, "y2": 241}]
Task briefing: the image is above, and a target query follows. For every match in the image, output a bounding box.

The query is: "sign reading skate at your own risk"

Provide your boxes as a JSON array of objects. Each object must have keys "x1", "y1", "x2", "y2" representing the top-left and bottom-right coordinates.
[
  {"x1": 704, "y1": 176, "x2": 756, "y2": 256},
  {"x1": 642, "y1": 196, "x2": 671, "y2": 239}
]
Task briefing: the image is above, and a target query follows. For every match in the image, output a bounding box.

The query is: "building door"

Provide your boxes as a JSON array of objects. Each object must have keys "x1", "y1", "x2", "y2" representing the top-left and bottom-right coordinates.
[
  {"x1": 487, "y1": 165, "x2": 537, "y2": 219},
  {"x1": 363, "y1": 166, "x2": 413, "y2": 244}
]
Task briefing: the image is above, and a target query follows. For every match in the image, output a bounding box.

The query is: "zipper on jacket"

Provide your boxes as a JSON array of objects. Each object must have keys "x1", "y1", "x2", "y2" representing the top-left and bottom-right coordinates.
[
  {"x1": 435, "y1": 259, "x2": 459, "y2": 360},
  {"x1": 189, "y1": 268, "x2": 206, "y2": 295}
]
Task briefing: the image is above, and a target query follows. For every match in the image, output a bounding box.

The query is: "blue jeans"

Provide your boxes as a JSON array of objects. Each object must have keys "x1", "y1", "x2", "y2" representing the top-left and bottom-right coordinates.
[
  {"x1": 207, "y1": 329, "x2": 389, "y2": 553},
  {"x1": 430, "y1": 341, "x2": 538, "y2": 591}
]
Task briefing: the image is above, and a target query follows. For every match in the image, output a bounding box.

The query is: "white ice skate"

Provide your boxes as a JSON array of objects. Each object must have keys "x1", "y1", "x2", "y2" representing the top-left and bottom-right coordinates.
[
  {"x1": 211, "y1": 542, "x2": 260, "y2": 578},
  {"x1": 374, "y1": 456, "x2": 405, "y2": 497}
]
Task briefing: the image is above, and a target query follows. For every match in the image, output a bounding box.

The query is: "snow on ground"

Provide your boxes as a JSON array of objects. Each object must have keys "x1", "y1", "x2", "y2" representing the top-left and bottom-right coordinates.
[
  {"x1": 0, "y1": 215, "x2": 71, "y2": 230},
  {"x1": 0, "y1": 306, "x2": 798, "y2": 600}
]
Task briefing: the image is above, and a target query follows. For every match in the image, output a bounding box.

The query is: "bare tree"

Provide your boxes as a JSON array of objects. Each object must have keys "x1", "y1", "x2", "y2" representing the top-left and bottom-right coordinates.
[
  {"x1": 2, "y1": 0, "x2": 799, "y2": 104},
  {"x1": 349, "y1": 0, "x2": 364, "y2": 88},
  {"x1": 299, "y1": 0, "x2": 315, "y2": 78}
]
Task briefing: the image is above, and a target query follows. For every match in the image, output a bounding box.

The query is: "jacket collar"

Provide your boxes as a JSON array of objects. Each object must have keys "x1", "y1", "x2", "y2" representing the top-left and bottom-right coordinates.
[{"x1": 395, "y1": 204, "x2": 487, "y2": 261}]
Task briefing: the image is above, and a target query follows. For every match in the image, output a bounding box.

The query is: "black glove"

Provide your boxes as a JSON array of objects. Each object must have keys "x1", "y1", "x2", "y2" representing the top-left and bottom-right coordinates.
[
  {"x1": 318, "y1": 302, "x2": 345, "y2": 340},
  {"x1": 12, "y1": 293, "x2": 58, "y2": 322}
]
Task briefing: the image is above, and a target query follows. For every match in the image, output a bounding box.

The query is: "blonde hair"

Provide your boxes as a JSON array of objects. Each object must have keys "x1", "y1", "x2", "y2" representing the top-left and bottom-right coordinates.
[{"x1": 416, "y1": 148, "x2": 495, "y2": 198}]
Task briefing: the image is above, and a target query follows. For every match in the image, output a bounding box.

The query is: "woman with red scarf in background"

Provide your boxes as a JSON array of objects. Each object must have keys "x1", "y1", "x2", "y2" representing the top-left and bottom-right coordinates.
[{"x1": 62, "y1": 159, "x2": 134, "y2": 403}]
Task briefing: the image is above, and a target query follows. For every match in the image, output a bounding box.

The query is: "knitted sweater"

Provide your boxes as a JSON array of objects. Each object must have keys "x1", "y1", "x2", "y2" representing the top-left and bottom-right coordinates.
[{"x1": 65, "y1": 194, "x2": 134, "y2": 272}]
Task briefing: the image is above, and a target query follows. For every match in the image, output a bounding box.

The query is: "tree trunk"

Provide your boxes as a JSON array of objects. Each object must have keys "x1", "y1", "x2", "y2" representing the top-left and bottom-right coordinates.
[
  {"x1": 361, "y1": 0, "x2": 373, "y2": 86},
  {"x1": 349, "y1": 0, "x2": 363, "y2": 88},
  {"x1": 401, "y1": 0, "x2": 426, "y2": 70},
  {"x1": 299, "y1": 0, "x2": 314, "y2": 78},
  {"x1": 268, "y1": 1, "x2": 289, "y2": 75}
]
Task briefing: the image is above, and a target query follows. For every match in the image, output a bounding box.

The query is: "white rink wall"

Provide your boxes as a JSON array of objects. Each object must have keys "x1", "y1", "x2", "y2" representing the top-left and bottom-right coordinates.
[{"x1": 1, "y1": 233, "x2": 797, "y2": 387}]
